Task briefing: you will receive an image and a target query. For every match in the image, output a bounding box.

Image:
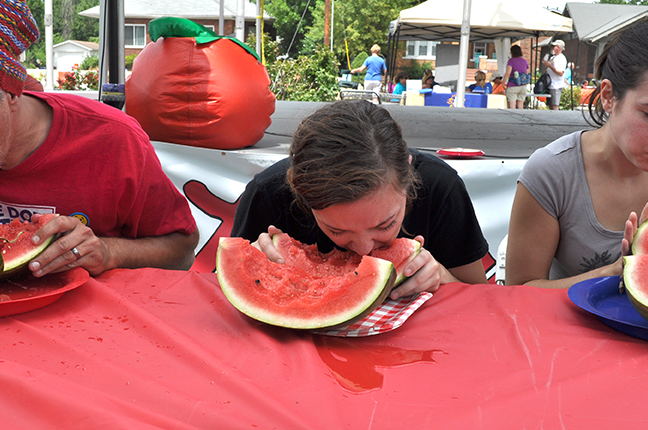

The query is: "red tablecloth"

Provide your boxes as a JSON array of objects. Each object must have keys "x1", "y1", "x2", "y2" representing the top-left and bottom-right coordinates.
[{"x1": 2, "y1": 268, "x2": 647, "y2": 429}]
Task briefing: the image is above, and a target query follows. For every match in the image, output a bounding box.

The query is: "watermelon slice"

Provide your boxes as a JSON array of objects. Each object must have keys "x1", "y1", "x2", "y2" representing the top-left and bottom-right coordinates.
[
  {"x1": 216, "y1": 237, "x2": 396, "y2": 329},
  {"x1": 273, "y1": 233, "x2": 421, "y2": 286},
  {"x1": 623, "y1": 255, "x2": 648, "y2": 322},
  {"x1": 369, "y1": 238, "x2": 421, "y2": 285},
  {"x1": 0, "y1": 214, "x2": 58, "y2": 279},
  {"x1": 624, "y1": 220, "x2": 648, "y2": 322},
  {"x1": 632, "y1": 220, "x2": 648, "y2": 255}
]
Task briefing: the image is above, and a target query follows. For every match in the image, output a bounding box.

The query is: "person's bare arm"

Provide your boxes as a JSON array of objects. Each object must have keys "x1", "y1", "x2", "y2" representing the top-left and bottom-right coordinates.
[
  {"x1": 502, "y1": 65, "x2": 513, "y2": 89},
  {"x1": 447, "y1": 259, "x2": 488, "y2": 285},
  {"x1": 29, "y1": 215, "x2": 199, "y2": 276},
  {"x1": 350, "y1": 65, "x2": 367, "y2": 74},
  {"x1": 506, "y1": 183, "x2": 620, "y2": 288},
  {"x1": 542, "y1": 59, "x2": 565, "y2": 76}
]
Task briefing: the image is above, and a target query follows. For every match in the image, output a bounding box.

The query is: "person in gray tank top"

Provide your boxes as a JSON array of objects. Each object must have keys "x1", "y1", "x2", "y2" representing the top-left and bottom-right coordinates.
[{"x1": 506, "y1": 21, "x2": 648, "y2": 288}]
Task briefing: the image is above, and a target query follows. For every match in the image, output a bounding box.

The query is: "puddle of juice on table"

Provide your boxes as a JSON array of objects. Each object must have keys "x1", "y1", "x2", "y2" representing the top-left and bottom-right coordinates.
[{"x1": 313, "y1": 335, "x2": 446, "y2": 392}]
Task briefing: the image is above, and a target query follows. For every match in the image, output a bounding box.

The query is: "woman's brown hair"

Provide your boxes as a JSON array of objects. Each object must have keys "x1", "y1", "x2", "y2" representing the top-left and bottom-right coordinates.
[
  {"x1": 287, "y1": 100, "x2": 420, "y2": 211},
  {"x1": 586, "y1": 20, "x2": 648, "y2": 127}
]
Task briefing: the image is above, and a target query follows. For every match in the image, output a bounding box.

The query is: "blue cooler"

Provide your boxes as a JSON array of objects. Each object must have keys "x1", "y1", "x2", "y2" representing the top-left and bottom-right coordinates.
[{"x1": 422, "y1": 90, "x2": 488, "y2": 108}]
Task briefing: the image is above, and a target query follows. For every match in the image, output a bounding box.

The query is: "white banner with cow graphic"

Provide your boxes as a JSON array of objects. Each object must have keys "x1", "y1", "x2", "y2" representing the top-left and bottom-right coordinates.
[{"x1": 153, "y1": 141, "x2": 527, "y2": 282}]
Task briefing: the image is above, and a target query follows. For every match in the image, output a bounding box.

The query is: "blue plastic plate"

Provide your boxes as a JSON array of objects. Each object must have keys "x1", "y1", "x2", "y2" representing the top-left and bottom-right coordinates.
[{"x1": 568, "y1": 276, "x2": 648, "y2": 341}]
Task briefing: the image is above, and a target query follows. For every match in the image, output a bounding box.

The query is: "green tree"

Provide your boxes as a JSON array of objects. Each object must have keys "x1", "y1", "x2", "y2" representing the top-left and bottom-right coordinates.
[
  {"x1": 263, "y1": 44, "x2": 339, "y2": 101},
  {"x1": 264, "y1": 0, "x2": 315, "y2": 56},
  {"x1": 80, "y1": 53, "x2": 99, "y2": 69},
  {"x1": 24, "y1": 0, "x2": 99, "y2": 68},
  {"x1": 303, "y1": 0, "x2": 420, "y2": 68},
  {"x1": 71, "y1": 0, "x2": 100, "y2": 41},
  {"x1": 560, "y1": 85, "x2": 582, "y2": 111}
]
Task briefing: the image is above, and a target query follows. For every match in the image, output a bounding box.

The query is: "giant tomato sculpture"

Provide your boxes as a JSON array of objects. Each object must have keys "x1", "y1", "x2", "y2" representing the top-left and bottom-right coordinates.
[{"x1": 126, "y1": 18, "x2": 276, "y2": 150}]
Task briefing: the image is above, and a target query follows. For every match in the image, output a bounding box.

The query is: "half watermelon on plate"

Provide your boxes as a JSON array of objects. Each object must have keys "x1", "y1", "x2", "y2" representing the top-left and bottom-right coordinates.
[{"x1": 216, "y1": 236, "x2": 399, "y2": 329}]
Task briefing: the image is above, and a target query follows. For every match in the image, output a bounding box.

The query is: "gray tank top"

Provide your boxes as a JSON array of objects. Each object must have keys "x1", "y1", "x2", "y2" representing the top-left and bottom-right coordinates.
[{"x1": 518, "y1": 131, "x2": 623, "y2": 279}]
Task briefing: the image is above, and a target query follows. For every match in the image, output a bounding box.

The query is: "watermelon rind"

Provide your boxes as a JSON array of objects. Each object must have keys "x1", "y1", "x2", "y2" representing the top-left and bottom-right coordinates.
[
  {"x1": 622, "y1": 256, "x2": 648, "y2": 322},
  {"x1": 0, "y1": 234, "x2": 56, "y2": 280},
  {"x1": 216, "y1": 237, "x2": 397, "y2": 330},
  {"x1": 632, "y1": 219, "x2": 648, "y2": 255},
  {"x1": 0, "y1": 215, "x2": 58, "y2": 280}
]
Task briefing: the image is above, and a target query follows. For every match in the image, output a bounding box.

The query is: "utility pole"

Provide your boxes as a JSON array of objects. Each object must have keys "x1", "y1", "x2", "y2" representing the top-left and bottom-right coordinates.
[
  {"x1": 44, "y1": 0, "x2": 53, "y2": 89},
  {"x1": 236, "y1": 0, "x2": 245, "y2": 41},
  {"x1": 324, "y1": 0, "x2": 331, "y2": 48},
  {"x1": 330, "y1": 0, "x2": 334, "y2": 51}
]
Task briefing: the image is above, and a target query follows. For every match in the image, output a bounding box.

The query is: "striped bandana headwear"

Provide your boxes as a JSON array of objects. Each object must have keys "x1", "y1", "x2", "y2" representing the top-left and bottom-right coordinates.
[{"x1": 0, "y1": 0, "x2": 39, "y2": 96}]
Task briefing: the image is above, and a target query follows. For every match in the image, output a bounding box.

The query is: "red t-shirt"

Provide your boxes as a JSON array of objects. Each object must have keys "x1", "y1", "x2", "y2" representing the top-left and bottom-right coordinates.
[{"x1": 0, "y1": 92, "x2": 196, "y2": 238}]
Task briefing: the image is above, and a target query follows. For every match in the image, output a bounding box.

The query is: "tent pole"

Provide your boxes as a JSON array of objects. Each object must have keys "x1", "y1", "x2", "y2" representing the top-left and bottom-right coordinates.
[
  {"x1": 531, "y1": 33, "x2": 540, "y2": 81},
  {"x1": 455, "y1": 0, "x2": 472, "y2": 108},
  {"x1": 386, "y1": 31, "x2": 392, "y2": 89},
  {"x1": 387, "y1": 24, "x2": 399, "y2": 91},
  {"x1": 569, "y1": 32, "x2": 574, "y2": 110},
  {"x1": 44, "y1": 0, "x2": 53, "y2": 90}
]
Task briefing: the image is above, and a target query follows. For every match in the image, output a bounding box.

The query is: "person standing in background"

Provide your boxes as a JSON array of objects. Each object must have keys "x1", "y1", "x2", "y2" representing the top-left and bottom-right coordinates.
[
  {"x1": 351, "y1": 44, "x2": 387, "y2": 93},
  {"x1": 564, "y1": 62, "x2": 574, "y2": 86},
  {"x1": 502, "y1": 44, "x2": 529, "y2": 109},
  {"x1": 542, "y1": 40, "x2": 567, "y2": 110}
]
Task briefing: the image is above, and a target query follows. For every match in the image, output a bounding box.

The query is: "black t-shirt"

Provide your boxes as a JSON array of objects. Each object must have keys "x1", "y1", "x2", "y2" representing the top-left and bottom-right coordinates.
[{"x1": 231, "y1": 149, "x2": 488, "y2": 269}]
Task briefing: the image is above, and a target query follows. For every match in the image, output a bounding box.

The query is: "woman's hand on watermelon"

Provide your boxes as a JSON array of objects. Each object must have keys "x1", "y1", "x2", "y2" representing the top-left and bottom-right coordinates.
[
  {"x1": 389, "y1": 236, "x2": 456, "y2": 299},
  {"x1": 252, "y1": 225, "x2": 285, "y2": 264},
  {"x1": 622, "y1": 202, "x2": 648, "y2": 257},
  {"x1": 28, "y1": 214, "x2": 110, "y2": 277}
]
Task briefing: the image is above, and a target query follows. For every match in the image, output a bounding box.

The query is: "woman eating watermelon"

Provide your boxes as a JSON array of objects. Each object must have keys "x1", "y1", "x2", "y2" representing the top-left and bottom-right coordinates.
[
  {"x1": 506, "y1": 21, "x2": 648, "y2": 288},
  {"x1": 231, "y1": 100, "x2": 489, "y2": 299}
]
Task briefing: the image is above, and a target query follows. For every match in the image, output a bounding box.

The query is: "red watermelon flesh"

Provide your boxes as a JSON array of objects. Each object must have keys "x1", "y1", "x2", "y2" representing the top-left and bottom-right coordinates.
[
  {"x1": 0, "y1": 214, "x2": 58, "y2": 279},
  {"x1": 623, "y1": 255, "x2": 648, "y2": 322},
  {"x1": 631, "y1": 219, "x2": 648, "y2": 255},
  {"x1": 273, "y1": 233, "x2": 421, "y2": 286},
  {"x1": 370, "y1": 238, "x2": 421, "y2": 285},
  {"x1": 216, "y1": 237, "x2": 396, "y2": 329}
]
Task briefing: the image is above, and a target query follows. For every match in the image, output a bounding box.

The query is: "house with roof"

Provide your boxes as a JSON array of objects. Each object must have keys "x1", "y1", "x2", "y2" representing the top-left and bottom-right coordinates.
[
  {"x1": 562, "y1": 2, "x2": 648, "y2": 83},
  {"x1": 79, "y1": 0, "x2": 275, "y2": 58},
  {"x1": 53, "y1": 40, "x2": 100, "y2": 71}
]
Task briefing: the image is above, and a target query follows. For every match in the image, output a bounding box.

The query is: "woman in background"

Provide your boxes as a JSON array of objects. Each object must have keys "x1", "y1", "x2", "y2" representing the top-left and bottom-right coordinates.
[
  {"x1": 502, "y1": 45, "x2": 529, "y2": 109},
  {"x1": 392, "y1": 71, "x2": 408, "y2": 96},
  {"x1": 468, "y1": 70, "x2": 492, "y2": 94}
]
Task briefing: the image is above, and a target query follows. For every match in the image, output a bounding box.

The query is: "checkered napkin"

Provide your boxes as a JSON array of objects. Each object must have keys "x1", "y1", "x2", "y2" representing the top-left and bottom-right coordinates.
[{"x1": 312, "y1": 292, "x2": 433, "y2": 337}]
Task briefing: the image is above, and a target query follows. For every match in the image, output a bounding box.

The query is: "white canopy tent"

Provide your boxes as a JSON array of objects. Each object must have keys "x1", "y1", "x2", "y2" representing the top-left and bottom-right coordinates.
[{"x1": 387, "y1": 0, "x2": 573, "y2": 105}]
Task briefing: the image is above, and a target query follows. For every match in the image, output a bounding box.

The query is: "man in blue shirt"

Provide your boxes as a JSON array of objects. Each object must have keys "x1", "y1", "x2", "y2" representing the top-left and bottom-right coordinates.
[{"x1": 351, "y1": 44, "x2": 387, "y2": 92}]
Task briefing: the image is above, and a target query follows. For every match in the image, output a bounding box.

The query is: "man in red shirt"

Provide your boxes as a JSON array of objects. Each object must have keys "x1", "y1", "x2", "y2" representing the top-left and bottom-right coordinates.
[{"x1": 0, "y1": 0, "x2": 199, "y2": 277}]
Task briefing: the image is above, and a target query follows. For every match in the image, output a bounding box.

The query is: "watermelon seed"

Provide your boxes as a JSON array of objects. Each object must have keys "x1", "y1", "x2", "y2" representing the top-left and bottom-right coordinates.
[{"x1": 255, "y1": 279, "x2": 260, "y2": 284}]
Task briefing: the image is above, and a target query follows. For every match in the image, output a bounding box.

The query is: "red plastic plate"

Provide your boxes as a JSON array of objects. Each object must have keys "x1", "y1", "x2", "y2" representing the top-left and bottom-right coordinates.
[
  {"x1": 0, "y1": 267, "x2": 90, "y2": 317},
  {"x1": 436, "y1": 147, "x2": 485, "y2": 159}
]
